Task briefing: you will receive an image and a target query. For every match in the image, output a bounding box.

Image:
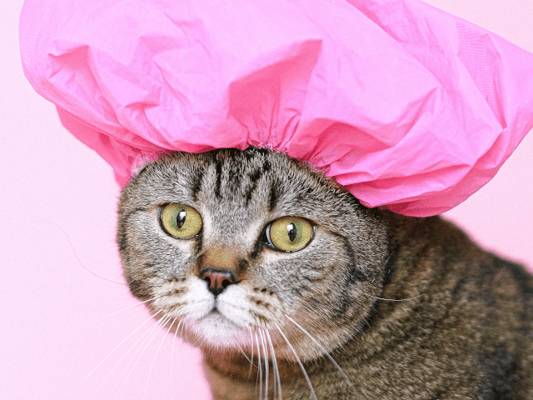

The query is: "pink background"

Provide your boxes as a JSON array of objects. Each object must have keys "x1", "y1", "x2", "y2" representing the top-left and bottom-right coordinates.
[{"x1": 1, "y1": 0, "x2": 532, "y2": 399}]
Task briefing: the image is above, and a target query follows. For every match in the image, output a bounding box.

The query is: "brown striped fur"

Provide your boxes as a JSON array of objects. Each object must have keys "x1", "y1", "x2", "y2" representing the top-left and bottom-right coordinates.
[{"x1": 117, "y1": 147, "x2": 533, "y2": 399}]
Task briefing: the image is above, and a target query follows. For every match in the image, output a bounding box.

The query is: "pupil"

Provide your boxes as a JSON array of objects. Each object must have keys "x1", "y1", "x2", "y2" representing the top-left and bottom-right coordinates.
[
  {"x1": 176, "y1": 209, "x2": 187, "y2": 229},
  {"x1": 287, "y1": 223, "x2": 297, "y2": 242}
]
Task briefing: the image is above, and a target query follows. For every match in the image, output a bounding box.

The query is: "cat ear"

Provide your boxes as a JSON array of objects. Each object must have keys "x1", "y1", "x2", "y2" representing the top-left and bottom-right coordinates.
[{"x1": 131, "y1": 153, "x2": 159, "y2": 177}]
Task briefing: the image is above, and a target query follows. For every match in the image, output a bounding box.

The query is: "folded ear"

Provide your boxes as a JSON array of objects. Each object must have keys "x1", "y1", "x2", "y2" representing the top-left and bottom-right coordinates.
[{"x1": 131, "y1": 153, "x2": 158, "y2": 178}]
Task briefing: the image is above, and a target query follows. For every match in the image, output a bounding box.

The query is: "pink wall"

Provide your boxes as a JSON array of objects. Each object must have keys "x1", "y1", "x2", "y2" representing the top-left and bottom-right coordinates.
[{"x1": 1, "y1": 1, "x2": 531, "y2": 399}]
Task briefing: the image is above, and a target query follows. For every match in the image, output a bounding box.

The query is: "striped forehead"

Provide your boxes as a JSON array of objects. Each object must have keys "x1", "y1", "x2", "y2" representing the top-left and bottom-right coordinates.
[{"x1": 188, "y1": 151, "x2": 282, "y2": 213}]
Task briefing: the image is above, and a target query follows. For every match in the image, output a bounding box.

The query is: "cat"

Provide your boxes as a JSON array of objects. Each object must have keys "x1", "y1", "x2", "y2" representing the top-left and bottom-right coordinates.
[{"x1": 117, "y1": 146, "x2": 533, "y2": 400}]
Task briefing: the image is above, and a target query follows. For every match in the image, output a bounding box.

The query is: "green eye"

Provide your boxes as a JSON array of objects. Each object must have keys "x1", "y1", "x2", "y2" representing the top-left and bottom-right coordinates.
[
  {"x1": 160, "y1": 204, "x2": 202, "y2": 238},
  {"x1": 267, "y1": 217, "x2": 314, "y2": 252}
]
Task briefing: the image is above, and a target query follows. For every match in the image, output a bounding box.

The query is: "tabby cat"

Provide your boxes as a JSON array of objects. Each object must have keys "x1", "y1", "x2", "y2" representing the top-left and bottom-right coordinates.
[{"x1": 117, "y1": 147, "x2": 533, "y2": 399}]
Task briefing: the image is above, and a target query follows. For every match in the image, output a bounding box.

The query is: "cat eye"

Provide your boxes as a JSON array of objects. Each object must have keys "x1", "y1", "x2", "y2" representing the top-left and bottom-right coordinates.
[
  {"x1": 160, "y1": 203, "x2": 202, "y2": 239},
  {"x1": 266, "y1": 216, "x2": 314, "y2": 252}
]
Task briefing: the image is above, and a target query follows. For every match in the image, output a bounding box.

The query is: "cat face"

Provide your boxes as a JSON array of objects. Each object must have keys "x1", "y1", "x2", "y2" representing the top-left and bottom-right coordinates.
[{"x1": 117, "y1": 148, "x2": 390, "y2": 361}]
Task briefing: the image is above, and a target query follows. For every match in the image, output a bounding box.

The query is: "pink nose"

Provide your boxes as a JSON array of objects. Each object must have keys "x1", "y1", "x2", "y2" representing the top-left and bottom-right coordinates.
[{"x1": 199, "y1": 268, "x2": 237, "y2": 297}]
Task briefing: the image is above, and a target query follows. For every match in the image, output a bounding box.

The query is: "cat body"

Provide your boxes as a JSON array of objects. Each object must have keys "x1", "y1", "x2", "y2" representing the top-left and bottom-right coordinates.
[{"x1": 117, "y1": 147, "x2": 533, "y2": 399}]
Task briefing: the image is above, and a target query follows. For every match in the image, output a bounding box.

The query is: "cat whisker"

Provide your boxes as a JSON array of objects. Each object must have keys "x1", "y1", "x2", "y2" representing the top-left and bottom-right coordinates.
[
  {"x1": 96, "y1": 316, "x2": 158, "y2": 399},
  {"x1": 120, "y1": 316, "x2": 171, "y2": 394},
  {"x1": 195, "y1": 332, "x2": 212, "y2": 350},
  {"x1": 170, "y1": 320, "x2": 182, "y2": 396},
  {"x1": 86, "y1": 297, "x2": 157, "y2": 328},
  {"x1": 237, "y1": 341, "x2": 253, "y2": 365},
  {"x1": 361, "y1": 293, "x2": 423, "y2": 302},
  {"x1": 275, "y1": 323, "x2": 317, "y2": 400},
  {"x1": 265, "y1": 329, "x2": 282, "y2": 400},
  {"x1": 259, "y1": 328, "x2": 269, "y2": 400},
  {"x1": 284, "y1": 315, "x2": 356, "y2": 394},
  {"x1": 113, "y1": 315, "x2": 172, "y2": 400},
  {"x1": 381, "y1": 249, "x2": 394, "y2": 268},
  {"x1": 91, "y1": 313, "x2": 166, "y2": 398},
  {"x1": 248, "y1": 329, "x2": 255, "y2": 380},
  {"x1": 40, "y1": 220, "x2": 126, "y2": 285},
  {"x1": 68, "y1": 309, "x2": 162, "y2": 399},
  {"x1": 358, "y1": 245, "x2": 396, "y2": 273},
  {"x1": 263, "y1": 329, "x2": 276, "y2": 400},
  {"x1": 143, "y1": 317, "x2": 176, "y2": 399},
  {"x1": 255, "y1": 331, "x2": 263, "y2": 400}
]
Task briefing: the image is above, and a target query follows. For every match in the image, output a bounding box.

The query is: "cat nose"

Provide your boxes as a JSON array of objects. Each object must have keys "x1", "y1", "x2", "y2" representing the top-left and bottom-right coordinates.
[{"x1": 199, "y1": 268, "x2": 237, "y2": 297}]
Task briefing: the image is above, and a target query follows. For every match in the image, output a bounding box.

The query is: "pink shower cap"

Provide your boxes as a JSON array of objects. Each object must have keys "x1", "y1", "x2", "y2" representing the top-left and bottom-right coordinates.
[{"x1": 20, "y1": 0, "x2": 533, "y2": 216}]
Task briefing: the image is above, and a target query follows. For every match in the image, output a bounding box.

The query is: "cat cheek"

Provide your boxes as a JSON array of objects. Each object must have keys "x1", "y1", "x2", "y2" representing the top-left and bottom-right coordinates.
[
  {"x1": 217, "y1": 286, "x2": 284, "y2": 329},
  {"x1": 216, "y1": 291, "x2": 256, "y2": 328},
  {"x1": 180, "y1": 278, "x2": 216, "y2": 318},
  {"x1": 216, "y1": 305, "x2": 255, "y2": 328},
  {"x1": 152, "y1": 278, "x2": 215, "y2": 319}
]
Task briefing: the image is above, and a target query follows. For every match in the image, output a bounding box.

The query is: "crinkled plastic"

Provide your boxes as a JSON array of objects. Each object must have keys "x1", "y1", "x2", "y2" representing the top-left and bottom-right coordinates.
[{"x1": 19, "y1": 0, "x2": 533, "y2": 216}]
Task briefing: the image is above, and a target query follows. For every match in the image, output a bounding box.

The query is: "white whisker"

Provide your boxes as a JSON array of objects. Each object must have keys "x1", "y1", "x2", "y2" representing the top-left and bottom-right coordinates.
[
  {"x1": 107, "y1": 297, "x2": 157, "y2": 318},
  {"x1": 275, "y1": 323, "x2": 317, "y2": 400},
  {"x1": 85, "y1": 297, "x2": 157, "y2": 329},
  {"x1": 143, "y1": 317, "x2": 175, "y2": 399},
  {"x1": 255, "y1": 331, "x2": 263, "y2": 400},
  {"x1": 69, "y1": 309, "x2": 162, "y2": 399},
  {"x1": 40, "y1": 219, "x2": 126, "y2": 285},
  {"x1": 362, "y1": 293, "x2": 423, "y2": 302},
  {"x1": 237, "y1": 341, "x2": 253, "y2": 364},
  {"x1": 170, "y1": 320, "x2": 182, "y2": 398},
  {"x1": 285, "y1": 315, "x2": 355, "y2": 392},
  {"x1": 92, "y1": 312, "x2": 165, "y2": 398},
  {"x1": 259, "y1": 329, "x2": 269, "y2": 400},
  {"x1": 248, "y1": 329, "x2": 255, "y2": 380},
  {"x1": 113, "y1": 315, "x2": 171, "y2": 400},
  {"x1": 108, "y1": 317, "x2": 166, "y2": 399},
  {"x1": 265, "y1": 329, "x2": 282, "y2": 400}
]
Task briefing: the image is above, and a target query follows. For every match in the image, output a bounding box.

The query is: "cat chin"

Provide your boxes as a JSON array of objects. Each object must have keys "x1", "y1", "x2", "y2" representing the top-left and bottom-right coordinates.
[{"x1": 183, "y1": 310, "x2": 252, "y2": 349}]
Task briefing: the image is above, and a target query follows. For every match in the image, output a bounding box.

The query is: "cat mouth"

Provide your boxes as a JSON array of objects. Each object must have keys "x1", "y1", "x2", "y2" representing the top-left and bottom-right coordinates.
[
  {"x1": 189, "y1": 307, "x2": 250, "y2": 346},
  {"x1": 201, "y1": 306, "x2": 231, "y2": 322},
  {"x1": 204, "y1": 307, "x2": 236, "y2": 324},
  {"x1": 203, "y1": 304, "x2": 253, "y2": 332},
  {"x1": 208, "y1": 302, "x2": 230, "y2": 319}
]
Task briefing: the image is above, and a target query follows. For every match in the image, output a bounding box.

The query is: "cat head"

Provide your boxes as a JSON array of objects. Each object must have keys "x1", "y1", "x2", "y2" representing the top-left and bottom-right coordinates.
[{"x1": 117, "y1": 147, "x2": 390, "y2": 361}]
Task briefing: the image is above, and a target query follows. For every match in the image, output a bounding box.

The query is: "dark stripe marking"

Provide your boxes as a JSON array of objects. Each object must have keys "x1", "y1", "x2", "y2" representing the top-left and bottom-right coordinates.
[
  {"x1": 238, "y1": 259, "x2": 249, "y2": 275},
  {"x1": 268, "y1": 184, "x2": 280, "y2": 212},
  {"x1": 194, "y1": 230, "x2": 204, "y2": 255},
  {"x1": 250, "y1": 234, "x2": 265, "y2": 260},
  {"x1": 117, "y1": 232, "x2": 128, "y2": 253},
  {"x1": 477, "y1": 343, "x2": 520, "y2": 399},
  {"x1": 340, "y1": 235, "x2": 368, "y2": 283},
  {"x1": 214, "y1": 159, "x2": 223, "y2": 198},
  {"x1": 495, "y1": 256, "x2": 533, "y2": 335},
  {"x1": 355, "y1": 300, "x2": 380, "y2": 334},
  {"x1": 382, "y1": 241, "x2": 397, "y2": 288},
  {"x1": 244, "y1": 167, "x2": 263, "y2": 206},
  {"x1": 190, "y1": 168, "x2": 204, "y2": 202},
  {"x1": 227, "y1": 164, "x2": 242, "y2": 190}
]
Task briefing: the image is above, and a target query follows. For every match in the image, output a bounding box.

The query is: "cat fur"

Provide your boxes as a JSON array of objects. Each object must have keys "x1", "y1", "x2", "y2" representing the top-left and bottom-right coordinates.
[{"x1": 117, "y1": 147, "x2": 533, "y2": 399}]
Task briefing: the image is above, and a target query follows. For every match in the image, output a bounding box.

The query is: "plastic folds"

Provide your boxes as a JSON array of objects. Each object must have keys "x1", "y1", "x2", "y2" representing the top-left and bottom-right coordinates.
[{"x1": 20, "y1": 0, "x2": 533, "y2": 216}]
